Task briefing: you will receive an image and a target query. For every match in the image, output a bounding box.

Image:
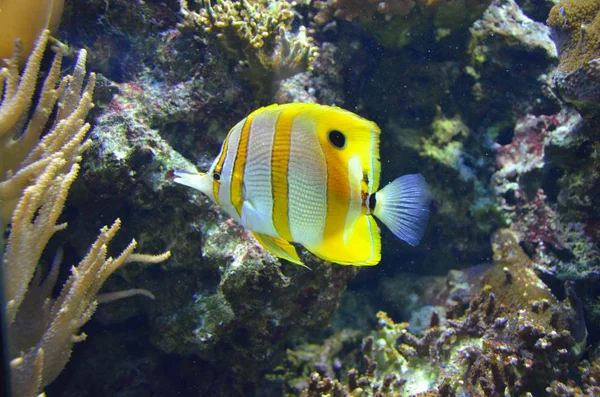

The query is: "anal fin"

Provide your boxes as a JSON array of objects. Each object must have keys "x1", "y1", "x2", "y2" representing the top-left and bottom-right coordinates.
[
  {"x1": 308, "y1": 215, "x2": 381, "y2": 266},
  {"x1": 252, "y1": 232, "x2": 307, "y2": 268}
]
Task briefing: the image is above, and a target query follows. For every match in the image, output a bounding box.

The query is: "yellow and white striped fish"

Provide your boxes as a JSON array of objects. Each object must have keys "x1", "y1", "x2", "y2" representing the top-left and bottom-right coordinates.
[{"x1": 174, "y1": 103, "x2": 430, "y2": 266}]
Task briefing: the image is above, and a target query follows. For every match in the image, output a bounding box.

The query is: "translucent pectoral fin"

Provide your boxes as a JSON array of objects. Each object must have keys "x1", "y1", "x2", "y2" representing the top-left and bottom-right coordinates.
[
  {"x1": 242, "y1": 200, "x2": 276, "y2": 236},
  {"x1": 252, "y1": 232, "x2": 307, "y2": 267}
]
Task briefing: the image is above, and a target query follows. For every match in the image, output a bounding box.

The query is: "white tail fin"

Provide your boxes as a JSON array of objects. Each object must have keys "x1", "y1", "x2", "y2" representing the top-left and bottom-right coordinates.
[
  {"x1": 173, "y1": 170, "x2": 214, "y2": 201},
  {"x1": 373, "y1": 174, "x2": 430, "y2": 246}
]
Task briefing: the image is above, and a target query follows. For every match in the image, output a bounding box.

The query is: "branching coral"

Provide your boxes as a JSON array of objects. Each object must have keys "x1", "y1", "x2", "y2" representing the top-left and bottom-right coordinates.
[
  {"x1": 0, "y1": 29, "x2": 91, "y2": 222},
  {"x1": 178, "y1": 0, "x2": 318, "y2": 94},
  {"x1": 185, "y1": 0, "x2": 295, "y2": 49},
  {"x1": 1, "y1": 31, "x2": 171, "y2": 396}
]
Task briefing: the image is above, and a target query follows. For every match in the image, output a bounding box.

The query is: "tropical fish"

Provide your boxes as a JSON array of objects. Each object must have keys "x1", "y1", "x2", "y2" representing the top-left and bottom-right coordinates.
[{"x1": 174, "y1": 103, "x2": 430, "y2": 266}]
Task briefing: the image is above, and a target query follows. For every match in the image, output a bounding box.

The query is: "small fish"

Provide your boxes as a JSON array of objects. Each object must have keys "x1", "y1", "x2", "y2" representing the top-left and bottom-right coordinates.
[{"x1": 174, "y1": 103, "x2": 430, "y2": 266}]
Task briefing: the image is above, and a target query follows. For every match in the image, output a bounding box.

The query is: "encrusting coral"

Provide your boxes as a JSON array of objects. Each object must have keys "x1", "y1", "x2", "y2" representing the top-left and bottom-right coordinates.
[
  {"x1": 1, "y1": 31, "x2": 171, "y2": 397},
  {"x1": 491, "y1": 104, "x2": 600, "y2": 280},
  {"x1": 547, "y1": 0, "x2": 600, "y2": 118},
  {"x1": 291, "y1": 230, "x2": 587, "y2": 396},
  {"x1": 178, "y1": 0, "x2": 319, "y2": 95}
]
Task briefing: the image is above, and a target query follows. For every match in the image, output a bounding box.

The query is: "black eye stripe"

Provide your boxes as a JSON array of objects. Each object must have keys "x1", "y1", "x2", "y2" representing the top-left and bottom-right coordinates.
[{"x1": 328, "y1": 130, "x2": 346, "y2": 149}]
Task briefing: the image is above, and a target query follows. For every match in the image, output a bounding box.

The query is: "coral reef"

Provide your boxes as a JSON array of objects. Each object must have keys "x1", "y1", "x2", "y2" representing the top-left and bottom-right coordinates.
[
  {"x1": 5, "y1": 0, "x2": 596, "y2": 395},
  {"x1": 178, "y1": 0, "x2": 319, "y2": 96},
  {"x1": 314, "y1": 0, "x2": 493, "y2": 50},
  {"x1": 293, "y1": 230, "x2": 587, "y2": 396},
  {"x1": 492, "y1": 107, "x2": 600, "y2": 280},
  {"x1": 547, "y1": 0, "x2": 600, "y2": 119},
  {"x1": 45, "y1": 25, "x2": 358, "y2": 393},
  {"x1": 1, "y1": 31, "x2": 170, "y2": 397},
  {"x1": 467, "y1": 0, "x2": 560, "y2": 120}
]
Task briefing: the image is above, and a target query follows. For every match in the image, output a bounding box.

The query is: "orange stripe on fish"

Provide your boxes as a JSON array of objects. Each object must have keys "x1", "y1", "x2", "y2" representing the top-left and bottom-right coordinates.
[
  {"x1": 271, "y1": 106, "x2": 297, "y2": 242},
  {"x1": 230, "y1": 114, "x2": 253, "y2": 216}
]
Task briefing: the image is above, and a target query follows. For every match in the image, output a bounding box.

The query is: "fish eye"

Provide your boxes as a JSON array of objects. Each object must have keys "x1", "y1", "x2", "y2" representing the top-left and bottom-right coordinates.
[
  {"x1": 328, "y1": 130, "x2": 346, "y2": 149},
  {"x1": 213, "y1": 172, "x2": 221, "y2": 181}
]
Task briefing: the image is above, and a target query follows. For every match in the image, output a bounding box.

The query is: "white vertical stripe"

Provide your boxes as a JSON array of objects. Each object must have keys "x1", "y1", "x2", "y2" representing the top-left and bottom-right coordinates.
[
  {"x1": 219, "y1": 119, "x2": 244, "y2": 223},
  {"x1": 369, "y1": 127, "x2": 376, "y2": 193},
  {"x1": 344, "y1": 156, "x2": 363, "y2": 244},
  {"x1": 287, "y1": 115, "x2": 327, "y2": 246},
  {"x1": 241, "y1": 109, "x2": 279, "y2": 236}
]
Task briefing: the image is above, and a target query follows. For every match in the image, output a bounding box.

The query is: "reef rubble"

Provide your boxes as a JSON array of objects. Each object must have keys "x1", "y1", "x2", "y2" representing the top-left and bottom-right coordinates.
[{"x1": 285, "y1": 230, "x2": 588, "y2": 396}]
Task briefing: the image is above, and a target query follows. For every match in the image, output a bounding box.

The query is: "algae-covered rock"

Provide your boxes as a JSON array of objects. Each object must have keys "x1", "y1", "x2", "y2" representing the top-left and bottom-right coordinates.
[
  {"x1": 547, "y1": 0, "x2": 600, "y2": 119},
  {"x1": 178, "y1": 0, "x2": 319, "y2": 98},
  {"x1": 315, "y1": 0, "x2": 492, "y2": 51},
  {"x1": 66, "y1": 71, "x2": 359, "y2": 388},
  {"x1": 150, "y1": 221, "x2": 358, "y2": 378},
  {"x1": 468, "y1": 0, "x2": 560, "y2": 121},
  {"x1": 25, "y1": 0, "x2": 600, "y2": 395},
  {"x1": 295, "y1": 230, "x2": 587, "y2": 396},
  {"x1": 492, "y1": 107, "x2": 600, "y2": 280}
]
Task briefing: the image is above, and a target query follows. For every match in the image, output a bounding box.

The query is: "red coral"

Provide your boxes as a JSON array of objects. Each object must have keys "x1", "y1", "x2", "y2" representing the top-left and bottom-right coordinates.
[
  {"x1": 495, "y1": 113, "x2": 554, "y2": 177},
  {"x1": 515, "y1": 189, "x2": 564, "y2": 248}
]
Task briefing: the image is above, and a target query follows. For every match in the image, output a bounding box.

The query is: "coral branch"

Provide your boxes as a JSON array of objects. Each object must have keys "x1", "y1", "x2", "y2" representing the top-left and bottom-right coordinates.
[{"x1": 1, "y1": 30, "x2": 171, "y2": 397}]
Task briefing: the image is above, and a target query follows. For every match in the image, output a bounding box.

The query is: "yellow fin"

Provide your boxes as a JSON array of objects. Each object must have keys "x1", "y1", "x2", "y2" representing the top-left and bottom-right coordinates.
[
  {"x1": 252, "y1": 232, "x2": 308, "y2": 268},
  {"x1": 308, "y1": 215, "x2": 381, "y2": 266}
]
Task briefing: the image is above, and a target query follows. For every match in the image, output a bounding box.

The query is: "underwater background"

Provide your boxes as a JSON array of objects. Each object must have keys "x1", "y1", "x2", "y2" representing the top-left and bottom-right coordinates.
[{"x1": 1, "y1": 0, "x2": 599, "y2": 396}]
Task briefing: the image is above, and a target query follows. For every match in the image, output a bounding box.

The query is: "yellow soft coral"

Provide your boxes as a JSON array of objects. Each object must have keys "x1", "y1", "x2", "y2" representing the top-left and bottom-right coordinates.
[
  {"x1": 0, "y1": 0, "x2": 65, "y2": 62},
  {"x1": 2, "y1": 30, "x2": 171, "y2": 397}
]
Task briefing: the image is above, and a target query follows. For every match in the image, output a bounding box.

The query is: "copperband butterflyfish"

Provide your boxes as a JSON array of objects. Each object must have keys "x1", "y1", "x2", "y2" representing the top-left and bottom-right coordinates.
[{"x1": 174, "y1": 103, "x2": 430, "y2": 266}]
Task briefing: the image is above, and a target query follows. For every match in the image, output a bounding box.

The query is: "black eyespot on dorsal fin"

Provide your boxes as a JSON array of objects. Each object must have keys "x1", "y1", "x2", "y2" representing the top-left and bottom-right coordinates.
[{"x1": 368, "y1": 193, "x2": 377, "y2": 212}]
